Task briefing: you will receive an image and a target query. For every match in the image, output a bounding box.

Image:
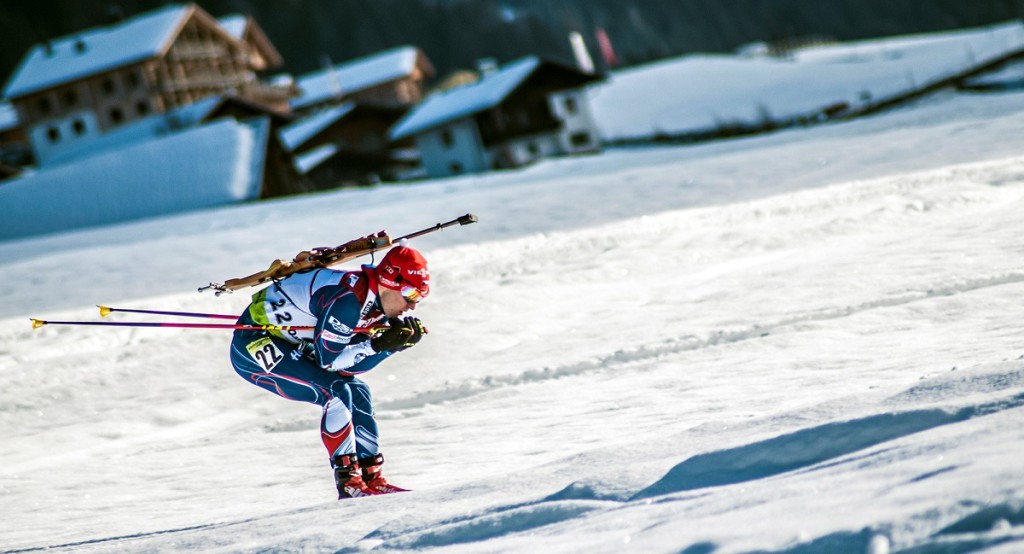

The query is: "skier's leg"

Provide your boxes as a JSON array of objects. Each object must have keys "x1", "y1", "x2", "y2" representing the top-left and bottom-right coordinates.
[
  {"x1": 230, "y1": 331, "x2": 335, "y2": 404},
  {"x1": 346, "y1": 378, "x2": 380, "y2": 459},
  {"x1": 230, "y1": 329, "x2": 372, "y2": 498},
  {"x1": 321, "y1": 387, "x2": 356, "y2": 458},
  {"x1": 325, "y1": 384, "x2": 374, "y2": 498},
  {"x1": 345, "y1": 379, "x2": 407, "y2": 493}
]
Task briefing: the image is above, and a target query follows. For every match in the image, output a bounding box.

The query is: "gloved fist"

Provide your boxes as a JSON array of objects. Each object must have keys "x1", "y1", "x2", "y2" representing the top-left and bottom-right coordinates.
[
  {"x1": 296, "y1": 340, "x2": 317, "y2": 363},
  {"x1": 370, "y1": 317, "x2": 427, "y2": 353},
  {"x1": 402, "y1": 317, "x2": 426, "y2": 349}
]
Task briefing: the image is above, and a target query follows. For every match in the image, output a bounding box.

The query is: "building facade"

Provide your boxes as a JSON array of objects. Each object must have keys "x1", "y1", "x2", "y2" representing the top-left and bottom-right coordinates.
[
  {"x1": 390, "y1": 57, "x2": 604, "y2": 180},
  {"x1": 2, "y1": 3, "x2": 291, "y2": 166}
]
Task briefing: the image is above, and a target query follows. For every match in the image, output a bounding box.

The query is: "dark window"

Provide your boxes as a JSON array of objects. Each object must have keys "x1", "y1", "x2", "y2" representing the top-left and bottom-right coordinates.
[
  {"x1": 449, "y1": 161, "x2": 463, "y2": 174},
  {"x1": 136, "y1": 101, "x2": 150, "y2": 116},
  {"x1": 46, "y1": 127, "x2": 60, "y2": 142},
  {"x1": 126, "y1": 71, "x2": 140, "y2": 89},
  {"x1": 360, "y1": 131, "x2": 380, "y2": 150},
  {"x1": 109, "y1": 107, "x2": 124, "y2": 124},
  {"x1": 62, "y1": 89, "x2": 78, "y2": 108},
  {"x1": 441, "y1": 129, "x2": 454, "y2": 148},
  {"x1": 38, "y1": 97, "x2": 52, "y2": 115},
  {"x1": 527, "y1": 142, "x2": 540, "y2": 156},
  {"x1": 72, "y1": 119, "x2": 86, "y2": 135},
  {"x1": 102, "y1": 78, "x2": 116, "y2": 95},
  {"x1": 570, "y1": 132, "x2": 592, "y2": 148},
  {"x1": 564, "y1": 97, "x2": 578, "y2": 115}
]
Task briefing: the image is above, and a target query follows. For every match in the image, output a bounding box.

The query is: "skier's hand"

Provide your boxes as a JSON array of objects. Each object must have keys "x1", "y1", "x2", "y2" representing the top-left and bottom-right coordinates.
[
  {"x1": 402, "y1": 317, "x2": 427, "y2": 349},
  {"x1": 297, "y1": 340, "x2": 317, "y2": 363},
  {"x1": 370, "y1": 318, "x2": 426, "y2": 353}
]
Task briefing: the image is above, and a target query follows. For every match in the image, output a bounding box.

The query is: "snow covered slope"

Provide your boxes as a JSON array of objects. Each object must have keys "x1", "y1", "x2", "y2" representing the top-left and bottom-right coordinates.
[{"x1": 2, "y1": 88, "x2": 1024, "y2": 553}]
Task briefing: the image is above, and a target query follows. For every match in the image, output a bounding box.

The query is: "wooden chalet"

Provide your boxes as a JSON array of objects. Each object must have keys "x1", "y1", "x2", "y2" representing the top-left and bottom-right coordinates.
[
  {"x1": 281, "y1": 102, "x2": 416, "y2": 189},
  {"x1": 2, "y1": 3, "x2": 293, "y2": 166},
  {"x1": 389, "y1": 57, "x2": 605, "y2": 179},
  {"x1": 291, "y1": 46, "x2": 436, "y2": 114}
]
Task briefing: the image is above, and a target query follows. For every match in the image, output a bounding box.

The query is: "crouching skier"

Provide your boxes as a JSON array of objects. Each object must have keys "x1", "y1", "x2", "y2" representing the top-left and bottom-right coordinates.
[{"x1": 229, "y1": 244, "x2": 430, "y2": 499}]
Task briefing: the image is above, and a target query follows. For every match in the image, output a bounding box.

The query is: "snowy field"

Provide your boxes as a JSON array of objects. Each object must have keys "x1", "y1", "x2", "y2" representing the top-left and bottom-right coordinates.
[
  {"x1": 591, "y1": 21, "x2": 1024, "y2": 141},
  {"x1": 2, "y1": 85, "x2": 1024, "y2": 553}
]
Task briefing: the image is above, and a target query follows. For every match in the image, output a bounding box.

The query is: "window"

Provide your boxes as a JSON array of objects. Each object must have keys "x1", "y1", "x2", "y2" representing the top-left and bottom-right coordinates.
[
  {"x1": 564, "y1": 96, "x2": 578, "y2": 115},
  {"x1": 441, "y1": 129, "x2": 454, "y2": 148},
  {"x1": 72, "y1": 119, "x2": 86, "y2": 135},
  {"x1": 62, "y1": 89, "x2": 78, "y2": 108},
  {"x1": 449, "y1": 161, "x2": 463, "y2": 174},
  {"x1": 109, "y1": 107, "x2": 124, "y2": 124},
  {"x1": 136, "y1": 101, "x2": 150, "y2": 116},
  {"x1": 102, "y1": 78, "x2": 116, "y2": 96},
  {"x1": 126, "y1": 71, "x2": 140, "y2": 90},
  {"x1": 38, "y1": 97, "x2": 53, "y2": 115},
  {"x1": 570, "y1": 131, "x2": 592, "y2": 148},
  {"x1": 46, "y1": 126, "x2": 60, "y2": 143},
  {"x1": 527, "y1": 142, "x2": 540, "y2": 156},
  {"x1": 360, "y1": 131, "x2": 380, "y2": 150}
]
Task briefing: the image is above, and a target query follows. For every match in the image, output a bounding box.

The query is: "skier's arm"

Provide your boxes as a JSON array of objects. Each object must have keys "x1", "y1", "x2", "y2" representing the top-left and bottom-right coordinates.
[{"x1": 312, "y1": 290, "x2": 390, "y2": 374}]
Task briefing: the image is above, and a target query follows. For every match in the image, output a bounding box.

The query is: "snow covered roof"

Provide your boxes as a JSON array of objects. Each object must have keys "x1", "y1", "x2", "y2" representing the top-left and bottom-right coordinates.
[
  {"x1": 291, "y1": 46, "x2": 423, "y2": 110},
  {"x1": 0, "y1": 117, "x2": 269, "y2": 240},
  {"x1": 390, "y1": 57, "x2": 540, "y2": 140},
  {"x1": 218, "y1": 14, "x2": 247, "y2": 38},
  {"x1": 294, "y1": 143, "x2": 338, "y2": 174},
  {"x1": 279, "y1": 102, "x2": 356, "y2": 151},
  {"x1": 3, "y1": 4, "x2": 191, "y2": 99}
]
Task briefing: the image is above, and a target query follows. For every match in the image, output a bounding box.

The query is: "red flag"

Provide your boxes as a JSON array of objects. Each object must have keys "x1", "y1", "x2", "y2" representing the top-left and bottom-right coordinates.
[{"x1": 595, "y1": 27, "x2": 618, "y2": 68}]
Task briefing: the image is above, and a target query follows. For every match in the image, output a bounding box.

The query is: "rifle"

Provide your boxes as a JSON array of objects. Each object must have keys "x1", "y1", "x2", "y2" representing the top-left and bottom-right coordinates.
[{"x1": 198, "y1": 214, "x2": 477, "y2": 295}]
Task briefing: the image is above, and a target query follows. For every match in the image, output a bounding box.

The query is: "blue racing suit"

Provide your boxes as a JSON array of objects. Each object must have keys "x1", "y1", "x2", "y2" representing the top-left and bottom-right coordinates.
[{"x1": 229, "y1": 266, "x2": 395, "y2": 461}]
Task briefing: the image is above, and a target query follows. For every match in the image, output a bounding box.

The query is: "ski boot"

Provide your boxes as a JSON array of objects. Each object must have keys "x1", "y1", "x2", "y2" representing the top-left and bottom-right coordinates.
[
  {"x1": 332, "y1": 453, "x2": 375, "y2": 499},
  {"x1": 359, "y1": 453, "x2": 410, "y2": 495}
]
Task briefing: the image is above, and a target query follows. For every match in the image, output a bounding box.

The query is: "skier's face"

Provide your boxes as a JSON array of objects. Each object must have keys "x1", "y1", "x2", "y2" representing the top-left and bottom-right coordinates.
[{"x1": 380, "y1": 286, "x2": 417, "y2": 318}]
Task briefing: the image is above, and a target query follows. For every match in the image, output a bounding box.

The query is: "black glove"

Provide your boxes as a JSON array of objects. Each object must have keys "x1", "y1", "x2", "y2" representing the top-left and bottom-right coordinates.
[
  {"x1": 403, "y1": 317, "x2": 427, "y2": 348},
  {"x1": 297, "y1": 340, "x2": 318, "y2": 363},
  {"x1": 371, "y1": 317, "x2": 426, "y2": 352}
]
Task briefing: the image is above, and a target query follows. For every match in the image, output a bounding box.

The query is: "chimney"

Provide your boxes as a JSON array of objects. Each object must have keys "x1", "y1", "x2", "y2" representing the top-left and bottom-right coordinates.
[
  {"x1": 595, "y1": 28, "x2": 618, "y2": 68},
  {"x1": 569, "y1": 32, "x2": 595, "y2": 73},
  {"x1": 321, "y1": 54, "x2": 343, "y2": 98},
  {"x1": 476, "y1": 58, "x2": 498, "y2": 77}
]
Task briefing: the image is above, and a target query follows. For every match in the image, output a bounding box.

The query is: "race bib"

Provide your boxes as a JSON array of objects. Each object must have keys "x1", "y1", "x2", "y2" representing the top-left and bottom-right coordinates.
[{"x1": 247, "y1": 337, "x2": 283, "y2": 372}]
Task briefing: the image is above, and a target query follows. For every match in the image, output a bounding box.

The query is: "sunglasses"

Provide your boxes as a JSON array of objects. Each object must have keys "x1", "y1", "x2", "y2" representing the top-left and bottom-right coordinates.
[{"x1": 400, "y1": 284, "x2": 426, "y2": 304}]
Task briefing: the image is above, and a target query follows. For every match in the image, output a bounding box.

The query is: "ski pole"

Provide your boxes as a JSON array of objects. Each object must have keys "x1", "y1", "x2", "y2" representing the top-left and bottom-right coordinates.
[
  {"x1": 31, "y1": 319, "x2": 386, "y2": 334},
  {"x1": 32, "y1": 319, "x2": 314, "y2": 331},
  {"x1": 98, "y1": 305, "x2": 237, "y2": 320}
]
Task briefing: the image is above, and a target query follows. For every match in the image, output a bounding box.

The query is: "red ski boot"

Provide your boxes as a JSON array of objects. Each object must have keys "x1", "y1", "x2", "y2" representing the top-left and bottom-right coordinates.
[
  {"x1": 359, "y1": 453, "x2": 410, "y2": 495},
  {"x1": 332, "y1": 454, "x2": 375, "y2": 499}
]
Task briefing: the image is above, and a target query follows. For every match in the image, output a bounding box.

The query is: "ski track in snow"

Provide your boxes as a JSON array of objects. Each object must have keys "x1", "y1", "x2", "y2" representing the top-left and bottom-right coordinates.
[{"x1": 4, "y1": 93, "x2": 1024, "y2": 553}]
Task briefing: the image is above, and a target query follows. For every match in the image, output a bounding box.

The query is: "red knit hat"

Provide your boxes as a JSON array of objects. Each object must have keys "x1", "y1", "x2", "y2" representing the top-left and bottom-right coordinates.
[{"x1": 377, "y1": 244, "x2": 430, "y2": 298}]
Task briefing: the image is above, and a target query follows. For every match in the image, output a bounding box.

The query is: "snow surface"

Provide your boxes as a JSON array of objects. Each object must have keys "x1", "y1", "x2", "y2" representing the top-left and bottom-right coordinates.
[
  {"x1": 591, "y1": 21, "x2": 1024, "y2": 141},
  {"x1": 2, "y1": 86, "x2": 1024, "y2": 553},
  {"x1": 0, "y1": 117, "x2": 268, "y2": 240},
  {"x1": 5, "y1": 30, "x2": 1024, "y2": 554}
]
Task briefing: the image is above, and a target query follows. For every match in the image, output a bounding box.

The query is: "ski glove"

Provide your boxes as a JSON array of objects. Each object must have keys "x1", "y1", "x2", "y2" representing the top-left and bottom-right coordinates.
[
  {"x1": 371, "y1": 317, "x2": 427, "y2": 353},
  {"x1": 297, "y1": 340, "x2": 318, "y2": 363}
]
